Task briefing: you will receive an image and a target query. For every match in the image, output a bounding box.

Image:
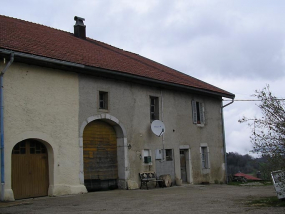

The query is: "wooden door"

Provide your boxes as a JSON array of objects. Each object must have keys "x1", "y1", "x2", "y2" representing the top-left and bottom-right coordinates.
[
  {"x1": 83, "y1": 120, "x2": 118, "y2": 191},
  {"x1": 12, "y1": 140, "x2": 49, "y2": 199},
  {"x1": 180, "y1": 150, "x2": 187, "y2": 182}
]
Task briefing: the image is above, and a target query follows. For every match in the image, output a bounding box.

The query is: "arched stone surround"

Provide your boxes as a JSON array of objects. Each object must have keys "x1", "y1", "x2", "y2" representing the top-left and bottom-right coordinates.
[{"x1": 79, "y1": 114, "x2": 129, "y2": 189}]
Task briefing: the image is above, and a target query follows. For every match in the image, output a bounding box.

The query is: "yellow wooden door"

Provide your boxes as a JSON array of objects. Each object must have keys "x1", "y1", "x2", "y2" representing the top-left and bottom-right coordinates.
[
  {"x1": 83, "y1": 120, "x2": 118, "y2": 190},
  {"x1": 12, "y1": 140, "x2": 49, "y2": 199}
]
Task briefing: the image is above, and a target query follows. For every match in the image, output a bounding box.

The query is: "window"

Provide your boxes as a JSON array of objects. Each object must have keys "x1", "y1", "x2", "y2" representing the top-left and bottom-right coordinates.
[
  {"x1": 150, "y1": 96, "x2": 159, "y2": 121},
  {"x1": 201, "y1": 147, "x2": 209, "y2": 169},
  {"x1": 30, "y1": 140, "x2": 46, "y2": 154},
  {"x1": 12, "y1": 141, "x2": 26, "y2": 154},
  {"x1": 165, "y1": 149, "x2": 173, "y2": 161},
  {"x1": 143, "y1": 149, "x2": 152, "y2": 164},
  {"x1": 99, "y1": 91, "x2": 108, "y2": 110},
  {"x1": 192, "y1": 101, "x2": 205, "y2": 125},
  {"x1": 12, "y1": 140, "x2": 46, "y2": 154}
]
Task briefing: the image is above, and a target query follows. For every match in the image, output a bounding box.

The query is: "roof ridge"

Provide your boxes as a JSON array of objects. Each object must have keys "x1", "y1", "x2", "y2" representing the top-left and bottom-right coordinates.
[{"x1": 0, "y1": 14, "x2": 71, "y2": 35}]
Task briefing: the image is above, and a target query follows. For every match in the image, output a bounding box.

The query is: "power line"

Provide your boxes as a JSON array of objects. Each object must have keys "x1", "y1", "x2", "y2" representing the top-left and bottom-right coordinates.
[{"x1": 223, "y1": 99, "x2": 285, "y2": 102}]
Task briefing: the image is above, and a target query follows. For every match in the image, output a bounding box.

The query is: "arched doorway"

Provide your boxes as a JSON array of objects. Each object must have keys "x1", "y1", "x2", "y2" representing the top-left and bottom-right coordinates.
[
  {"x1": 83, "y1": 120, "x2": 118, "y2": 191},
  {"x1": 12, "y1": 139, "x2": 49, "y2": 199}
]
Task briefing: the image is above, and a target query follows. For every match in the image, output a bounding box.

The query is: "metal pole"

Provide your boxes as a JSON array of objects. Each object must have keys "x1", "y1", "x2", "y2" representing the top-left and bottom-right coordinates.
[{"x1": 221, "y1": 99, "x2": 234, "y2": 184}]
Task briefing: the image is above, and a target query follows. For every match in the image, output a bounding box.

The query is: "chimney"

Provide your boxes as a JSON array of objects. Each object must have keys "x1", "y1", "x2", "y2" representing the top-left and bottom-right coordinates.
[{"x1": 74, "y1": 16, "x2": 86, "y2": 39}]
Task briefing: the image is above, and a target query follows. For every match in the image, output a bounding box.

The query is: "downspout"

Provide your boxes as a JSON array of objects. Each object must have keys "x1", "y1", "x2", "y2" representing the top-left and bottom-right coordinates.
[
  {"x1": 161, "y1": 90, "x2": 165, "y2": 161},
  {"x1": 0, "y1": 53, "x2": 14, "y2": 201},
  {"x1": 221, "y1": 98, "x2": 234, "y2": 184}
]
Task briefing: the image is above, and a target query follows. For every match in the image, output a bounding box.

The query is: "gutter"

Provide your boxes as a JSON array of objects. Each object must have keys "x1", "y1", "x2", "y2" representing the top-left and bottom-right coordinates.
[
  {"x1": 221, "y1": 99, "x2": 234, "y2": 184},
  {"x1": 0, "y1": 53, "x2": 14, "y2": 201},
  {"x1": 0, "y1": 49, "x2": 235, "y2": 99}
]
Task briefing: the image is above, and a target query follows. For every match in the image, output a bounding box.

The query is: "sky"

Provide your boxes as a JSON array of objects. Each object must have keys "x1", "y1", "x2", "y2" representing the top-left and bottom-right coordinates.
[{"x1": 1, "y1": 0, "x2": 285, "y2": 157}]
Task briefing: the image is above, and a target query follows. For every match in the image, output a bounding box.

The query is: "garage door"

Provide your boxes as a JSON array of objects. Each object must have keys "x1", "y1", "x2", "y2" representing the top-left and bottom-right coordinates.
[
  {"x1": 83, "y1": 120, "x2": 118, "y2": 191},
  {"x1": 12, "y1": 140, "x2": 49, "y2": 199}
]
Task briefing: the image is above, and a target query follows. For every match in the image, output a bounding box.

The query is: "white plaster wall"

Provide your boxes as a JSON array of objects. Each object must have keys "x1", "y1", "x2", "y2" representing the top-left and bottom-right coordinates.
[{"x1": 0, "y1": 62, "x2": 86, "y2": 200}]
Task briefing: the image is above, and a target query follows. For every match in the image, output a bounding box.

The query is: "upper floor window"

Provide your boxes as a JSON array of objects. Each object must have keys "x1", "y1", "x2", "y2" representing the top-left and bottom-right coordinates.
[
  {"x1": 150, "y1": 96, "x2": 159, "y2": 121},
  {"x1": 192, "y1": 101, "x2": 205, "y2": 125},
  {"x1": 99, "y1": 91, "x2": 108, "y2": 110}
]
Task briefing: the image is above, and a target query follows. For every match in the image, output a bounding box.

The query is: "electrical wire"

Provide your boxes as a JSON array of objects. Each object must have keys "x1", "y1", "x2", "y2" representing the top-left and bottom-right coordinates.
[{"x1": 223, "y1": 99, "x2": 285, "y2": 102}]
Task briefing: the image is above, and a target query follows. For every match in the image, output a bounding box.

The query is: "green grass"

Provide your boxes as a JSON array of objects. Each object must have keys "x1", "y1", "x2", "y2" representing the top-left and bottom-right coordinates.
[
  {"x1": 260, "y1": 181, "x2": 273, "y2": 186},
  {"x1": 247, "y1": 196, "x2": 285, "y2": 207},
  {"x1": 228, "y1": 181, "x2": 243, "y2": 186}
]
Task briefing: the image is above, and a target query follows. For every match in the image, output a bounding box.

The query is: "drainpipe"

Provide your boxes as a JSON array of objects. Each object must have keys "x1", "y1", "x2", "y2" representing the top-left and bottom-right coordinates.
[
  {"x1": 161, "y1": 90, "x2": 165, "y2": 161},
  {"x1": 221, "y1": 99, "x2": 234, "y2": 184},
  {"x1": 0, "y1": 53, "x2": 14, "y2": 201}
]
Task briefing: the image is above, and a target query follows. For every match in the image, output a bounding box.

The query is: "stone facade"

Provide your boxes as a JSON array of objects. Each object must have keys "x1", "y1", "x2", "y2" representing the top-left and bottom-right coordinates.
[{"x1": 78, "y1": 74, "x2": 225, "y2": 187}]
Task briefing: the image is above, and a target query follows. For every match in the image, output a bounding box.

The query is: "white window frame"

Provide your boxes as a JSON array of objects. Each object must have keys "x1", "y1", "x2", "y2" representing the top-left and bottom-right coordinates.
[
  {"x1": 200, "y1": 144, "x2": 210, "y2": 170},
  {"x1": 192, "y1": 100, "x2": 205, "y2": 125},
  {"x1": 143, "y1": 149, "x2": 152, "y2": 165}
]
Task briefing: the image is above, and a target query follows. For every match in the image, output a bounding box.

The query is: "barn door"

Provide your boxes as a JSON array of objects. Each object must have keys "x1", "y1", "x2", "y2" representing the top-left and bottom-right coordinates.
[
  {"x1": 12, "y1": 140, "x2": 49, "y2": 199},
  {"x1": 83, "y1": 120, "x2": 118, "y2": 191}
]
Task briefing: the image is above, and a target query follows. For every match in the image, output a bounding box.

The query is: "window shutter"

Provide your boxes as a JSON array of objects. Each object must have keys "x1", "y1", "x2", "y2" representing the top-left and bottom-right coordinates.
[
  {"x1": 206, "y1": 146, "x2": 210, "y2": 169},
  {"x1": 192, "y1": 101, "x2": 197, "y2": 124},
  {"x1": 199, "y1": 102, "x2": 205, "y2": 124}
]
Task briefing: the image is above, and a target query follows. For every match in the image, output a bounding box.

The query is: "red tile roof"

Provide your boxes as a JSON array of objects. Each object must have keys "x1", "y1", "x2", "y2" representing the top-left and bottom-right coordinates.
[
  {"x1": 234, "y1": 173, "x2": 262, "y2": 181},
  {"x1": 0, "y1": 15, "x2": 234, "y2": 98}
]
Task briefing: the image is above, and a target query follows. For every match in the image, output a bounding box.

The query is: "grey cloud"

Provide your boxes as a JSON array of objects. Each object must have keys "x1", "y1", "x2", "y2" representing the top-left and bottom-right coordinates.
[{"x1": 2, "y1": 0, "x2": 285, "y2": 156}]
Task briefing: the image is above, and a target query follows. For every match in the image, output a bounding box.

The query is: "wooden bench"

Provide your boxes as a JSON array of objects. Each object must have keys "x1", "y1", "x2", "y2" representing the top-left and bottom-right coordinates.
[{"x1": 139, "y1": 172, "x2": 163, "y2": 189}]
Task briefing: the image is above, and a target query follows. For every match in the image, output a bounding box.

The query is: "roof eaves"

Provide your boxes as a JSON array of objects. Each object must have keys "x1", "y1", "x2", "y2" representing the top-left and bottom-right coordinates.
[{"x1": 0, "y1": 48, "x2": 235, "y2": 99}]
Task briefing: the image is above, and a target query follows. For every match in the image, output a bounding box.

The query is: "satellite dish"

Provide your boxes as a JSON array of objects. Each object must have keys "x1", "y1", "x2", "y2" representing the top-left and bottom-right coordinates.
[{"x1": 151, "y1": 120, "x2": 165, "y2": 137}]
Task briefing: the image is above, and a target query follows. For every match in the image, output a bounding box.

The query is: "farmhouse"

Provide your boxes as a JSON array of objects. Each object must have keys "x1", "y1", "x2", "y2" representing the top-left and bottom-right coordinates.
[{"x1": 0, "y1": 15, "x2": 235, "y2": 201}]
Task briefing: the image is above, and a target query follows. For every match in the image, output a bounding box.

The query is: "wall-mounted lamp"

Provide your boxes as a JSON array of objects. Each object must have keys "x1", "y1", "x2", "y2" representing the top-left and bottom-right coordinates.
[{"x1": 127, "y1": 144, "x2": 132, "y2": 149}]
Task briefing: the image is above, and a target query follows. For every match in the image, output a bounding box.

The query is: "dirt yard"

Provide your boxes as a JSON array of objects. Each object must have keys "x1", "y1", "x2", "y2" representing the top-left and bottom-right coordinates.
[{"x1": 0, "y1": 184, "x2": 284, "y2": 214}]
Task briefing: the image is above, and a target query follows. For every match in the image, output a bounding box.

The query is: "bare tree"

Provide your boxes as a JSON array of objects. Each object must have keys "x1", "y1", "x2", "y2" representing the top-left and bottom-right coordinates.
[{"x1": 239, "y1": 85, "x2": 285, "y2": 170}]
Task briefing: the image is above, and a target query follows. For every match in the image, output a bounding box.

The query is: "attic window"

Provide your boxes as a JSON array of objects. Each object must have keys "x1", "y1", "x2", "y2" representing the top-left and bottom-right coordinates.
[
  {"x1": 150, "y1": 96, "x2": 159, "y2": 121},
  {"x1": 99, "y1": 91, "x2": 108, "y2": 110}
]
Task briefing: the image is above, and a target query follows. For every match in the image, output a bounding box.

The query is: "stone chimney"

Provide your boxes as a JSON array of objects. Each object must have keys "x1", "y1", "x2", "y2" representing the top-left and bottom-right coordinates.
[{"x1": 74, "y1": 16, "x2": 86, "y2": 39}]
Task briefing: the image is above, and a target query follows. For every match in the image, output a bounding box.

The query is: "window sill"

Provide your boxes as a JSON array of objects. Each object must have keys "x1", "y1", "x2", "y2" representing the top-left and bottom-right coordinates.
[
  {"x1": 202, "y1": 168, "x2": 210, "y2": 174},
  {"x1": 197, "y1": 124, "x2": 204, "y2": 127},
  {"x1": 143, "y1": 163, "x2": 153, "y2": 165},
  {"x1": 98, "y1": 108, "x2": 109, "y2": 113}
]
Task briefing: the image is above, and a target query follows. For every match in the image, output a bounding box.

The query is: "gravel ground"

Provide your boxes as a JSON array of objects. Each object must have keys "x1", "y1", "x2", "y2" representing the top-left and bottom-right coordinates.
[{"x1": 0, "y1": 184, "x2": 284, "y2": 214}]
